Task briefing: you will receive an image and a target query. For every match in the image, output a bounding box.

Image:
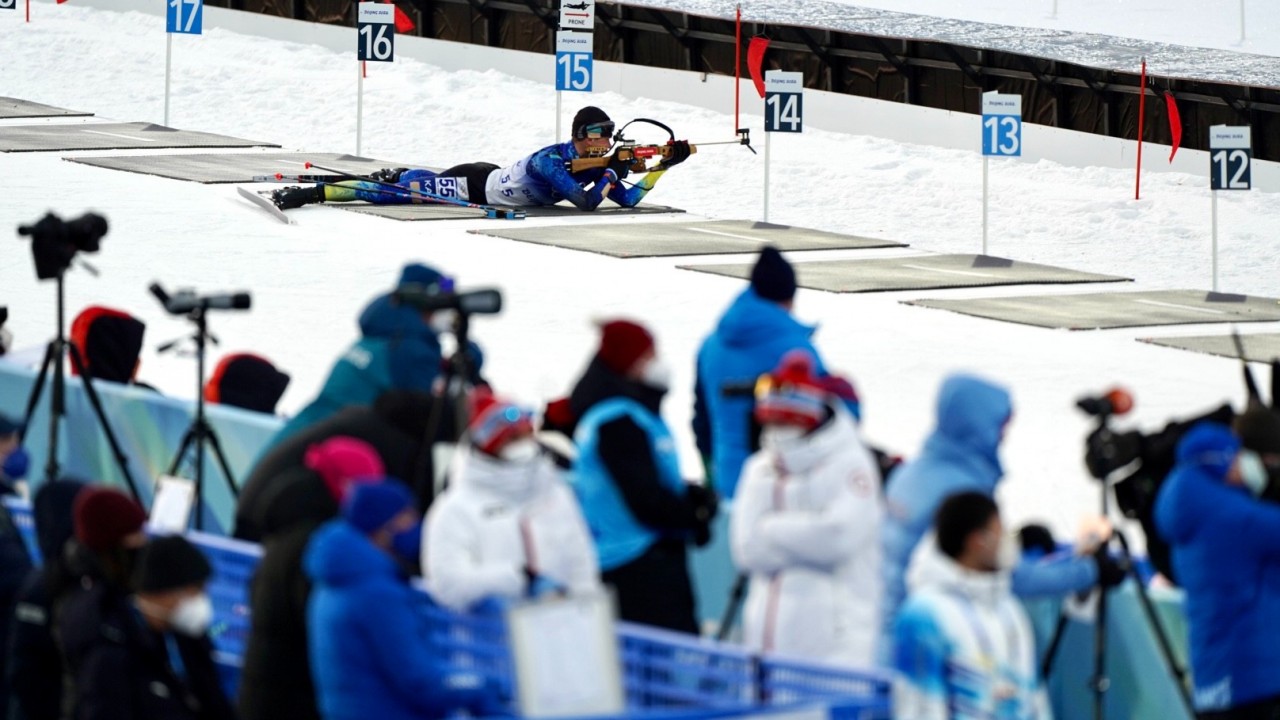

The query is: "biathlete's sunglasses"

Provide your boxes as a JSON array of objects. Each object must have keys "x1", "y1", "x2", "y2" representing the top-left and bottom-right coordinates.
[{"x1": 577, "y1": 121, "x2": 615, "y2": 140}]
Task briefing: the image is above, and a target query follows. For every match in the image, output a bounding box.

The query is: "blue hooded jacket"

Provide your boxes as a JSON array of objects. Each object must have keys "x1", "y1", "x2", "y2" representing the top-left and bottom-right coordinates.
[
  {"x1": 693, "y1": 288, "x2": 827, "y2": 498},
  {"x1": 303, "y1": 520, "x2": 500, "y2": 720},
  {"x1": 1154, "y1": 422, "x2": 1280, "y2": 711},
  {"x1": 880, "y1": 374, "x2": 1097, "y2": 636}
]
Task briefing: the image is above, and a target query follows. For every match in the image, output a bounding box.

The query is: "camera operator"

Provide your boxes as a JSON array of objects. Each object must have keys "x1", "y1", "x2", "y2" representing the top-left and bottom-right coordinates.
[
  {"x1": 1154, "y1": 420, "x2": 1280, "y2": 719},
  {"x1": 265, "y1": 262, "x2": 484, "y2": 449}
]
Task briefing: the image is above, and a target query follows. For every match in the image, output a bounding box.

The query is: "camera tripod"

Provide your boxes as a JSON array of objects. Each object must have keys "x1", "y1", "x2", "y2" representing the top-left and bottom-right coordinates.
[
  {"x1": 1040, "y1": 412, "x2": 1194, "y2": 720},
  {"x1": 19, "y1": 274, "x2": 141, "y2": 500},
  {"x1": 159, "y1": 306, "x2": 238, "y2": 530}
]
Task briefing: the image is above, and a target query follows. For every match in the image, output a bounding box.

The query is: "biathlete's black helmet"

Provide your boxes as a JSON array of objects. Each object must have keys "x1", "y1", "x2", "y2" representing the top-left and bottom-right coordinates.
[{"x1": 572, "y1": 106, "x2": 614, "y2": 140}]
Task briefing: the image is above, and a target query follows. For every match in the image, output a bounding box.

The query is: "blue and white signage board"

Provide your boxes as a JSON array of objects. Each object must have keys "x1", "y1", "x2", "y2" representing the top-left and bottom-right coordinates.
[
  {"x1": 1207, "y1": 125, "x2": 1252, "y2": 292},
  {"x1": 764, "y1": 70, "x2": 803, "y2": 133},
  {"x1": 981, "y1": 92, "x2": 1021, "y2": 157},
  {"x1": 357, "y1": 2, "x2": 395, "y2": 62},
  {"x1": 167, "y1": 0, "x2": 203, "y2": 34},
  {"x1": 555, "y1": 31, "x2": 593, "y2": 92},
  {"x1": 558, "y1": 0, "x2": 594, "y2": 31},
  {"x1": 1209, "y1": 125, "x2": 1251, "y2": 191}
]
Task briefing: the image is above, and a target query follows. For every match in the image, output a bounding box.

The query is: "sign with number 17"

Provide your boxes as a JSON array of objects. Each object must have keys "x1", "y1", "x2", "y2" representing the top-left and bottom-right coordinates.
[{"x1": 167, "y1": 0, "x2": 203, "y2": 34}]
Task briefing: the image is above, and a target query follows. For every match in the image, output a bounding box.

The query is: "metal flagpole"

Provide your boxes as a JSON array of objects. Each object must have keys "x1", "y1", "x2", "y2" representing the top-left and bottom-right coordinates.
[
  {"x1": 1211, "y1": 191, "x2": 1220, "y2": 292},
  {"x1": 164, "y1": 33, "x2": 173, "y2": 125},
  {"x1": 763, "y1": 132, "x2": 772, "y2": 222},
  {"x1": 356, "y1": 60, "x2": 364, "y2": 156},
  {"x1": 982, "y1": 156, "x2": 990, "y2": 255}
]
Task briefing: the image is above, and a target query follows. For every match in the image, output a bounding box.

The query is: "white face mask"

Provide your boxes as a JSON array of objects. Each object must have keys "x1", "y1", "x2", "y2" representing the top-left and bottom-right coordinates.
[
  {"x1": 996, "y1": 533, "x2": 1021, "y2": 571},
  {"x1": 641, "y1": 359, "x2": 671, "y2": 390},
  {"x1": 499, "y1": 438, "x2": 540, "y2": 464},
  {"x1": 168, "y1": 593, "x2": 213, "y2": 637},
  {"x1": 429, "y1": 309, "x2": 457, "y2": 334},
  {"x1": 760, "y1": 425, "x2": 806, "y2": 450},
  {"x1": 1239, "y1": 449, "x2": 1269, "y2": 497}
]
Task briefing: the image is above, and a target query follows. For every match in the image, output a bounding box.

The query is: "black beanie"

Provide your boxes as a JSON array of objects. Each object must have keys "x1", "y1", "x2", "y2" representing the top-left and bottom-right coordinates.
[
  {"x1": 750, "y1": 246, "x2": 797, "y2": 302},
  {"x1": 1235, "y1": 406, "x2": 1280, "y2": 455},
  {"x1": 572, "y1": 106, "x2": 611, "y2": 139},
  {"x1": 133, "y1": 535, "x2": 212, "y2": 593}
]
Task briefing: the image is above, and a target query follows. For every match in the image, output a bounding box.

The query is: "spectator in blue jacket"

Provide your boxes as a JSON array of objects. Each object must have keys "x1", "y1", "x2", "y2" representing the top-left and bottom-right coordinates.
[
  {"x1": 880, "y1": 373, "x2": 1100, "y2": 645},
  {"x1": 1155, "y1": 421, "x2": 1280, "y2": 718},
  {"x1": 304, "y1": 481, "x2": 505, "y2": 720},
  {"x1": 267, "y1": 263, "x2": 483, "y2": 450},
  {"x1": 693, "y1": 246, "x2": 856, "y2": 498}
]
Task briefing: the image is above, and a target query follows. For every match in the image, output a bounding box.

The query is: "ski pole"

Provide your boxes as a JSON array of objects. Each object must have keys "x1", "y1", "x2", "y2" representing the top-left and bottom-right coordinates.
[{"x1": 304, "y1": 162, "x2": 526, "y2": 220}]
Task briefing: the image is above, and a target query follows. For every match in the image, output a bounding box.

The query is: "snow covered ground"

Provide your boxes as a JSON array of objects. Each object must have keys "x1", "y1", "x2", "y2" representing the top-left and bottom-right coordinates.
[{"x1": 2, "y1": 2, "x2": 1279, "y2": 542}]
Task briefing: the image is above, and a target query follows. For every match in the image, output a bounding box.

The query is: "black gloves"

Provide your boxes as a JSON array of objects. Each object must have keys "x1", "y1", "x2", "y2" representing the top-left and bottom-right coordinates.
[
  {"x1": 370, "y1": 167, "x2": 410, "y2": 183},
  {"x1": 686, "y1": 482, "x2": 719, "y2": 547},
  {"x1": 660, "y1": 140, "x2": 691, "y2": 169},
  {"x1": 606, "y1": 154, "x2": 631, "y2": 181},
  {"x1": 1094, "y1": 548, "x2": 1128, "y2": 589}
]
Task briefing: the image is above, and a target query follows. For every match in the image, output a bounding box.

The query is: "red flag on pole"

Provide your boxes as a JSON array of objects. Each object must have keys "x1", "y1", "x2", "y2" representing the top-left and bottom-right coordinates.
[
  {"x1": 384, "y1": 1, "x2": 415, "y2": 33},
  {"x1": 747, "y1": 36, "x2": 770, "y2": 99},
  {"x1": 1164, "y1": 91, "x2": 1182, "y2": 162}
]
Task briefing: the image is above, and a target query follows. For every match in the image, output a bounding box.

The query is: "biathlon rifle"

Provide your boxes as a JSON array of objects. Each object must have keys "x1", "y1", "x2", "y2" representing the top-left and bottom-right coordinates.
[{"x1": 567, "y1": 120, "x2": 753, "y2": 174}]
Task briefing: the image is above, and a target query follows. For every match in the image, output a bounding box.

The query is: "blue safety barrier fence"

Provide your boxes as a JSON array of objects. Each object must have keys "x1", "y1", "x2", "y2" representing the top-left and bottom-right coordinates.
[{"x1": 1, "y1": 497, "x2": 890, "y2": 719}]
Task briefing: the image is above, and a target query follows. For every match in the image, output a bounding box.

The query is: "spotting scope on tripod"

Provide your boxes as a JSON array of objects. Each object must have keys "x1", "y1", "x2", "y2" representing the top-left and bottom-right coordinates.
[{"x1": 150, "y1": 282, "x2": 251, "y2": 530}]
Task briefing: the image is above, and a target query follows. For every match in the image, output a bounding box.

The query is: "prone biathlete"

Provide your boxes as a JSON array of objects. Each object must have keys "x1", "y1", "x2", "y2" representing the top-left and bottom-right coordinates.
[{"x1": 270, "y1": 106, "x2": 690, "y2": 212}]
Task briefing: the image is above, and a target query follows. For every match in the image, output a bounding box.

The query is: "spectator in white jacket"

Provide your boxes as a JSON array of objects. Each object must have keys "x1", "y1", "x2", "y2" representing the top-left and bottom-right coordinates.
[
  {"x1": 891, "y1": 491, "x2": 1048, "y2": 720},
  {"x1": 730, "y1": 350, "x2": 883, "y2": 668},
  {"x1": 423, "y1": 388, "x2": 601, "y2": 611}
]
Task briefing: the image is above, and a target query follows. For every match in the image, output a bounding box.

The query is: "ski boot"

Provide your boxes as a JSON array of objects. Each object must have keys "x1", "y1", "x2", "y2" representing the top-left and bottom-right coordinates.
[{"x1": 271, "y1": 185, "x2": 325, "y2": 210}]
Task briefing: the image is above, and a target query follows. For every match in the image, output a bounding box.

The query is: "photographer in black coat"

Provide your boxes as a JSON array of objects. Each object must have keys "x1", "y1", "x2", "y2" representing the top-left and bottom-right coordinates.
[{"x1": 235, "y1": 390, "x2": 456, "y2": 541}]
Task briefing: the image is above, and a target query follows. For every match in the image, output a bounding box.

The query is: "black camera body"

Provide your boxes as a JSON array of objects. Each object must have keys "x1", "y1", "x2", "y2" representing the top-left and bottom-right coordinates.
[{"x1": 18, "y1": 212, "x2": 108, "y2": 280}]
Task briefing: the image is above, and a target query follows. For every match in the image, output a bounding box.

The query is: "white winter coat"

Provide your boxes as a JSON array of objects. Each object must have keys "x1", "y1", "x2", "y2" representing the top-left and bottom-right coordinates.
[
  {"x1": 730, "y1": 405, "x2": 884, "y2": 667},
  {"x1": 891, "y1": 535, "x2": 1050, "y2": 720},
  {"x1": 422, "y1": 445, "x2": 600, "y2": 611}
]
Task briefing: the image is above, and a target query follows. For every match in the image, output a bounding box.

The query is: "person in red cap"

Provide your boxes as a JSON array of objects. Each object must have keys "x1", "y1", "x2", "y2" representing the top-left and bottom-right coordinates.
[
  {"x1": 423, "y1": 387, "x2": 599, "y2": 612},
  {"x1": 239, "y1": 436, "x2": 382, "y2": 720},
  {"x1": 729, "y1": 349, "x2": 884, "y2": 667},
  {"x1": 558, "y1": 319, "x2": 718, "y2": 634}
]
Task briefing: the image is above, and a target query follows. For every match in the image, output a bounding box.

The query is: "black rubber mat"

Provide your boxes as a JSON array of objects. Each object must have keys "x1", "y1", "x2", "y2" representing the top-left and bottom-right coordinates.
[
  {"x1": 0, "y1": 97, "x2": 92, "y2": 119},
  {"x1": 467, "y1": 219, "x2": 904, "y2": 258},
  {"x1": 1139, "y1": 333, "x2": 1280, "y2": 363},
  {"x1": 681, "y1": 254, "x2": 1126, "y2": 293},
  {"x1": 908, "y1": 290, "x2": 1280, "y2": 330},
  {"x1": 0, "y1": 122, "x2": 277, "y2": 152},
  {"x1": 338, "y1": 202, "x2": 684, "y2": 222},
  {"x1": 65, "y1": 152, "x2": 419, "y2": 183}
]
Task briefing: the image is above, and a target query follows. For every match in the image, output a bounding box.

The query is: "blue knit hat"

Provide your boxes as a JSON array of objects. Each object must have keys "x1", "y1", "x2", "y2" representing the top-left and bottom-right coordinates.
[
  {"x1": 397, "y1": 263, "x2": 450, "y2": 293},
  {"x1": 750, "y1": 246, "x2": 797, "y2": 302},
  {"x1": 341, "y1": 481, "x2": 414, "y2": 535}
]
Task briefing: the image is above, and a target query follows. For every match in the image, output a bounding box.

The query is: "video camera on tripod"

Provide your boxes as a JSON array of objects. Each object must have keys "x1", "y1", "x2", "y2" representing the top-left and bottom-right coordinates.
[{"x1": 18, "y1": 212, "x2": 108, "y2": 280}]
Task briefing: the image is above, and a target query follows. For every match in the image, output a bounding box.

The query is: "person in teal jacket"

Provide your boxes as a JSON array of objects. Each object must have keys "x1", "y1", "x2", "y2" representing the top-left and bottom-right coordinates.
[
  {"x1": 1155, "y1": 421, "x2": 1280, "y2": 717},
  {"x1": 304, "y1": 481, "x2": 505, "y2": 720},
  {"x1": 692, "y1": 246, "x2": 856, "y2": 498},
  {"x1": 268, "y1": 263, "x2": 481, "y2": 448}
]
